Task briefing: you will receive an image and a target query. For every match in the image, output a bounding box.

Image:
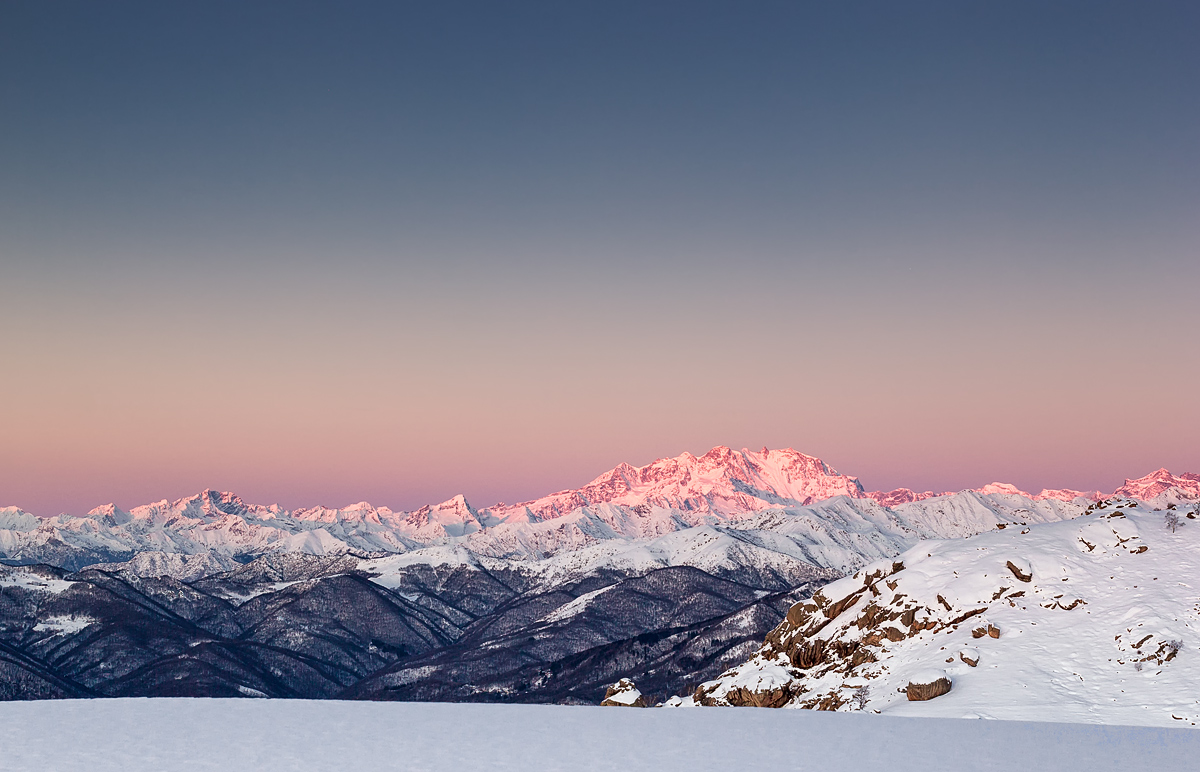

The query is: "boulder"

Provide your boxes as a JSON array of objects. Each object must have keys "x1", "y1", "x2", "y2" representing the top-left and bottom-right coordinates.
[
  {"x1": 906, "y1": 670, "x2": 952, "y2": 701},
  {"x1": 601, "y1": 678, "x2": 647, "y2": 707}
]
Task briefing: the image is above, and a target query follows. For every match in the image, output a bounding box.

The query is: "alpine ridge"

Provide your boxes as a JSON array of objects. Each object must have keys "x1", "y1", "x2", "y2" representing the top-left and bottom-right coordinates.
[{"x1": 1, "y1": 446, "x2": 1194, "y2": 573}]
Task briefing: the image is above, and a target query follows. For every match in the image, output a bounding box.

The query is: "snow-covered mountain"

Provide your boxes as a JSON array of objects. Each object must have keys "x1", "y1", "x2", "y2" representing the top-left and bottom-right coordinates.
[
  {"x1": 1, "y1": 447, "x2": 1195, "y2": 576},
  {"x1": 686, "y1": 498, "x2": 1200, "y2": 726},
  {"x1": 1113, "y1": 468, "x2": 1200, "y2": 501},
  {"x1": 491, "y1": 447, "x2": 868, "y2": 520},
  {"x1": 2, "y1": 448, "x2": 1198, "y2": 707}
]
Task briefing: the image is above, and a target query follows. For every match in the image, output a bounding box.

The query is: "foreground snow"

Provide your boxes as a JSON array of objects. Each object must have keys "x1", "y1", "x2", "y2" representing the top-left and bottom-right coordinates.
[{"x1": 0, "y1": 699, "x2": 1197, "y2": 771}]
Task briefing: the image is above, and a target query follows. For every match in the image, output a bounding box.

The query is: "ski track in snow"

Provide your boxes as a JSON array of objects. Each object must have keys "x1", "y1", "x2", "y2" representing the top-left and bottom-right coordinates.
[{"x1": 0, "y1": 699, "x2": 1197, "y2": 772}]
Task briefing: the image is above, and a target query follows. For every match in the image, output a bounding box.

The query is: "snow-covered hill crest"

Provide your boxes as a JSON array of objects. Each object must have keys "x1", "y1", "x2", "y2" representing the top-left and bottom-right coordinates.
[{"x1": 688, "y1": 498, "x2": 1200, "y2": 726}]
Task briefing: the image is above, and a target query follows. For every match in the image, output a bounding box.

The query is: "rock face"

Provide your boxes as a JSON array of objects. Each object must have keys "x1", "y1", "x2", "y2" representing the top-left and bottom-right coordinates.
[
  {"x1": 601, "y1": 678, "x2": 646, "y2": 707},
  {"x1": 720, "y1": 684, "x2": 796, "y2": 708}
]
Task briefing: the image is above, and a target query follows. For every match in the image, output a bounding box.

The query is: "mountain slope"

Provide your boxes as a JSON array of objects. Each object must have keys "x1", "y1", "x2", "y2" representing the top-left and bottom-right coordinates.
[
  {"x1": 688, "y1": 498, "x2": 1200, "y2": 725},
  {"x1": 0, "y1": 544, "x2": 828, "y2": 702}
]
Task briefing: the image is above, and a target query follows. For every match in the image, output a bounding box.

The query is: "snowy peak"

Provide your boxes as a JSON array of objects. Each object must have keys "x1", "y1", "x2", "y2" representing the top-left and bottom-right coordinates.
[
  {"x1": 0, "y1": 507, "x2": 39, "y2": 531},
  {"x1": 1114, "y1": 469, "x2": 1200, "y2": 500},
  {"x1": 177, "y1": 489, "x2": 251, "y2": 519},
  {"x1": 404, "y1": 494, "x2": 485, "y2": 538},
  {"x1": 974, "y1": 482, "x2": 1031, "y2": 497},
  {"x1": 489, "y1": 446, "x2": 868, "y2": 521},
  {"x1": 118, "y1": 489, "x2": 275, "y2": 525},
  {"x1": 85, "y1": 503, "x2": 132, "y2": 527}
]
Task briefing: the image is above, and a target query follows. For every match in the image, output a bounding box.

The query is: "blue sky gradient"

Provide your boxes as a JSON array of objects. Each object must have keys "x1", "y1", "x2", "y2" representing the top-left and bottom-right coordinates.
[{"x1": 2, "y1": 1, "x2": 1198, "y2": 514}]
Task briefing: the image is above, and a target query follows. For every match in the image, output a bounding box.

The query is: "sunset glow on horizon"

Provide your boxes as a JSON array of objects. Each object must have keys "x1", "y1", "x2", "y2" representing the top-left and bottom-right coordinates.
[{"x1": 2, "y1": 2, "x2": 1198, "y2": 517}]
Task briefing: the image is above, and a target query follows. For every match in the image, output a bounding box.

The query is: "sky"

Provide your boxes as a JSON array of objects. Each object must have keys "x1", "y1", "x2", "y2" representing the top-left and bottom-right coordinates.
[{"x1": 2, "y1": 1, "x2": 1198, "y2": 516}]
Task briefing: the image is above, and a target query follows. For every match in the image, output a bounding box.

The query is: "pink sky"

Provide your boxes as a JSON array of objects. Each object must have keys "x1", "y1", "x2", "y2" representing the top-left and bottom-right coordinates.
[{"x1": 2, "y1": 243, "x2": 1197, "y2": 516}]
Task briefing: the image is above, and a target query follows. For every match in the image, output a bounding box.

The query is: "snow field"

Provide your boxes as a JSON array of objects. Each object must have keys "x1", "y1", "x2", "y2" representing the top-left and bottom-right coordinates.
[{"x1": 1, "y1": 699, "x2": 1198, "y2": 772}]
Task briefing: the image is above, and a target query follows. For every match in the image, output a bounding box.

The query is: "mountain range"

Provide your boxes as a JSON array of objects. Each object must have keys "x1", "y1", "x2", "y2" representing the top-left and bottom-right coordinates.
[
  {"x1": 1, "y1": 447, "x2": 1197, "y2": 705},
  {"x1": 5, "y1": 446, "x2": 1196, "y2": 572}
]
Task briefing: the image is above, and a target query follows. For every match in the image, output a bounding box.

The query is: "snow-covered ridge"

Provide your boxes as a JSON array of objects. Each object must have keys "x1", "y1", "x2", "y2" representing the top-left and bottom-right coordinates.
[
  {"x1": 689, "y1": 498, "x2": 1200, "y2": 726},
  {"x1": 0, "y1": 448, "x2": 1195, "y2": 574}
]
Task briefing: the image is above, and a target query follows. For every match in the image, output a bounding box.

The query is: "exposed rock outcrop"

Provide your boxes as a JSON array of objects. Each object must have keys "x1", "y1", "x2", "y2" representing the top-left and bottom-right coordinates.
[
  {"x1": 601, "y1": 678, "x2": 647, "y2": 707},
  {"x1": 689, "y1": 500, "x2": 1193, "y2": 722}
]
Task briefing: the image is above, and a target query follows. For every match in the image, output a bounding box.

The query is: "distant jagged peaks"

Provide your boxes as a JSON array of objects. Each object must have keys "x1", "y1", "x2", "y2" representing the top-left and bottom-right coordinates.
[
  {"x1": 1, "y1": 446, "x2": 1198, "y2": 574},
  {"x1": 84, "y1": 489, "x2": 286, "y2": 527},
  {"x1": 489, "y1": 446, "x2": 1110, "y2": 519},
  {"x1": 6, "y1": 446, "x2": 1197, "y2": 537},
  {"x1": 867, "y1": 482, "x2": 1097, "y2": 506},
  {"x1": 11, "y1": 449, "x2": 1200, "y2": 528},
  {"x1": 865, "y1": 488, "x2": 944, "y2": 507}
]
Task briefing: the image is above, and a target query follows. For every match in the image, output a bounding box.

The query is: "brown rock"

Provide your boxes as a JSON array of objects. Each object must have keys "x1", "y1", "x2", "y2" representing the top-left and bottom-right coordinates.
[
  {"x1": 791, "y1": 639, "x2": 827, "y2": 669},
  {"x1": 906, "y1": 677, "x2": 952, "y2": 701},
  {"x1": 786, "y1": 601, "x2": 818, "y2": 628},
  {"x1": 1006, "y1": 561, "x2": 1033, "y2": 582},
  {"x1": 855, "y1": 603, "x2": 881, "y2": 629},
  {"x1": 987, "y1": 624, "x2": 1000, "y2": 639},
  {"x1": 948, "y1": 607, "x2": 987, "y2": 626},
  {"x1": 830, "y1": 640, "x2": 859, "y2": 660},
  {"x1": 825, "y1": 589, "x2": 865, "y2": 619},
  {"x1": 725, "y1": 685, "x2": 793, "y2": 708},
  {"x1": 851, "y1": 648, "x2": 877, "y2": 667},
  {"x1": 960, "y1": 653, "x2": 979, "y2": 667}
]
